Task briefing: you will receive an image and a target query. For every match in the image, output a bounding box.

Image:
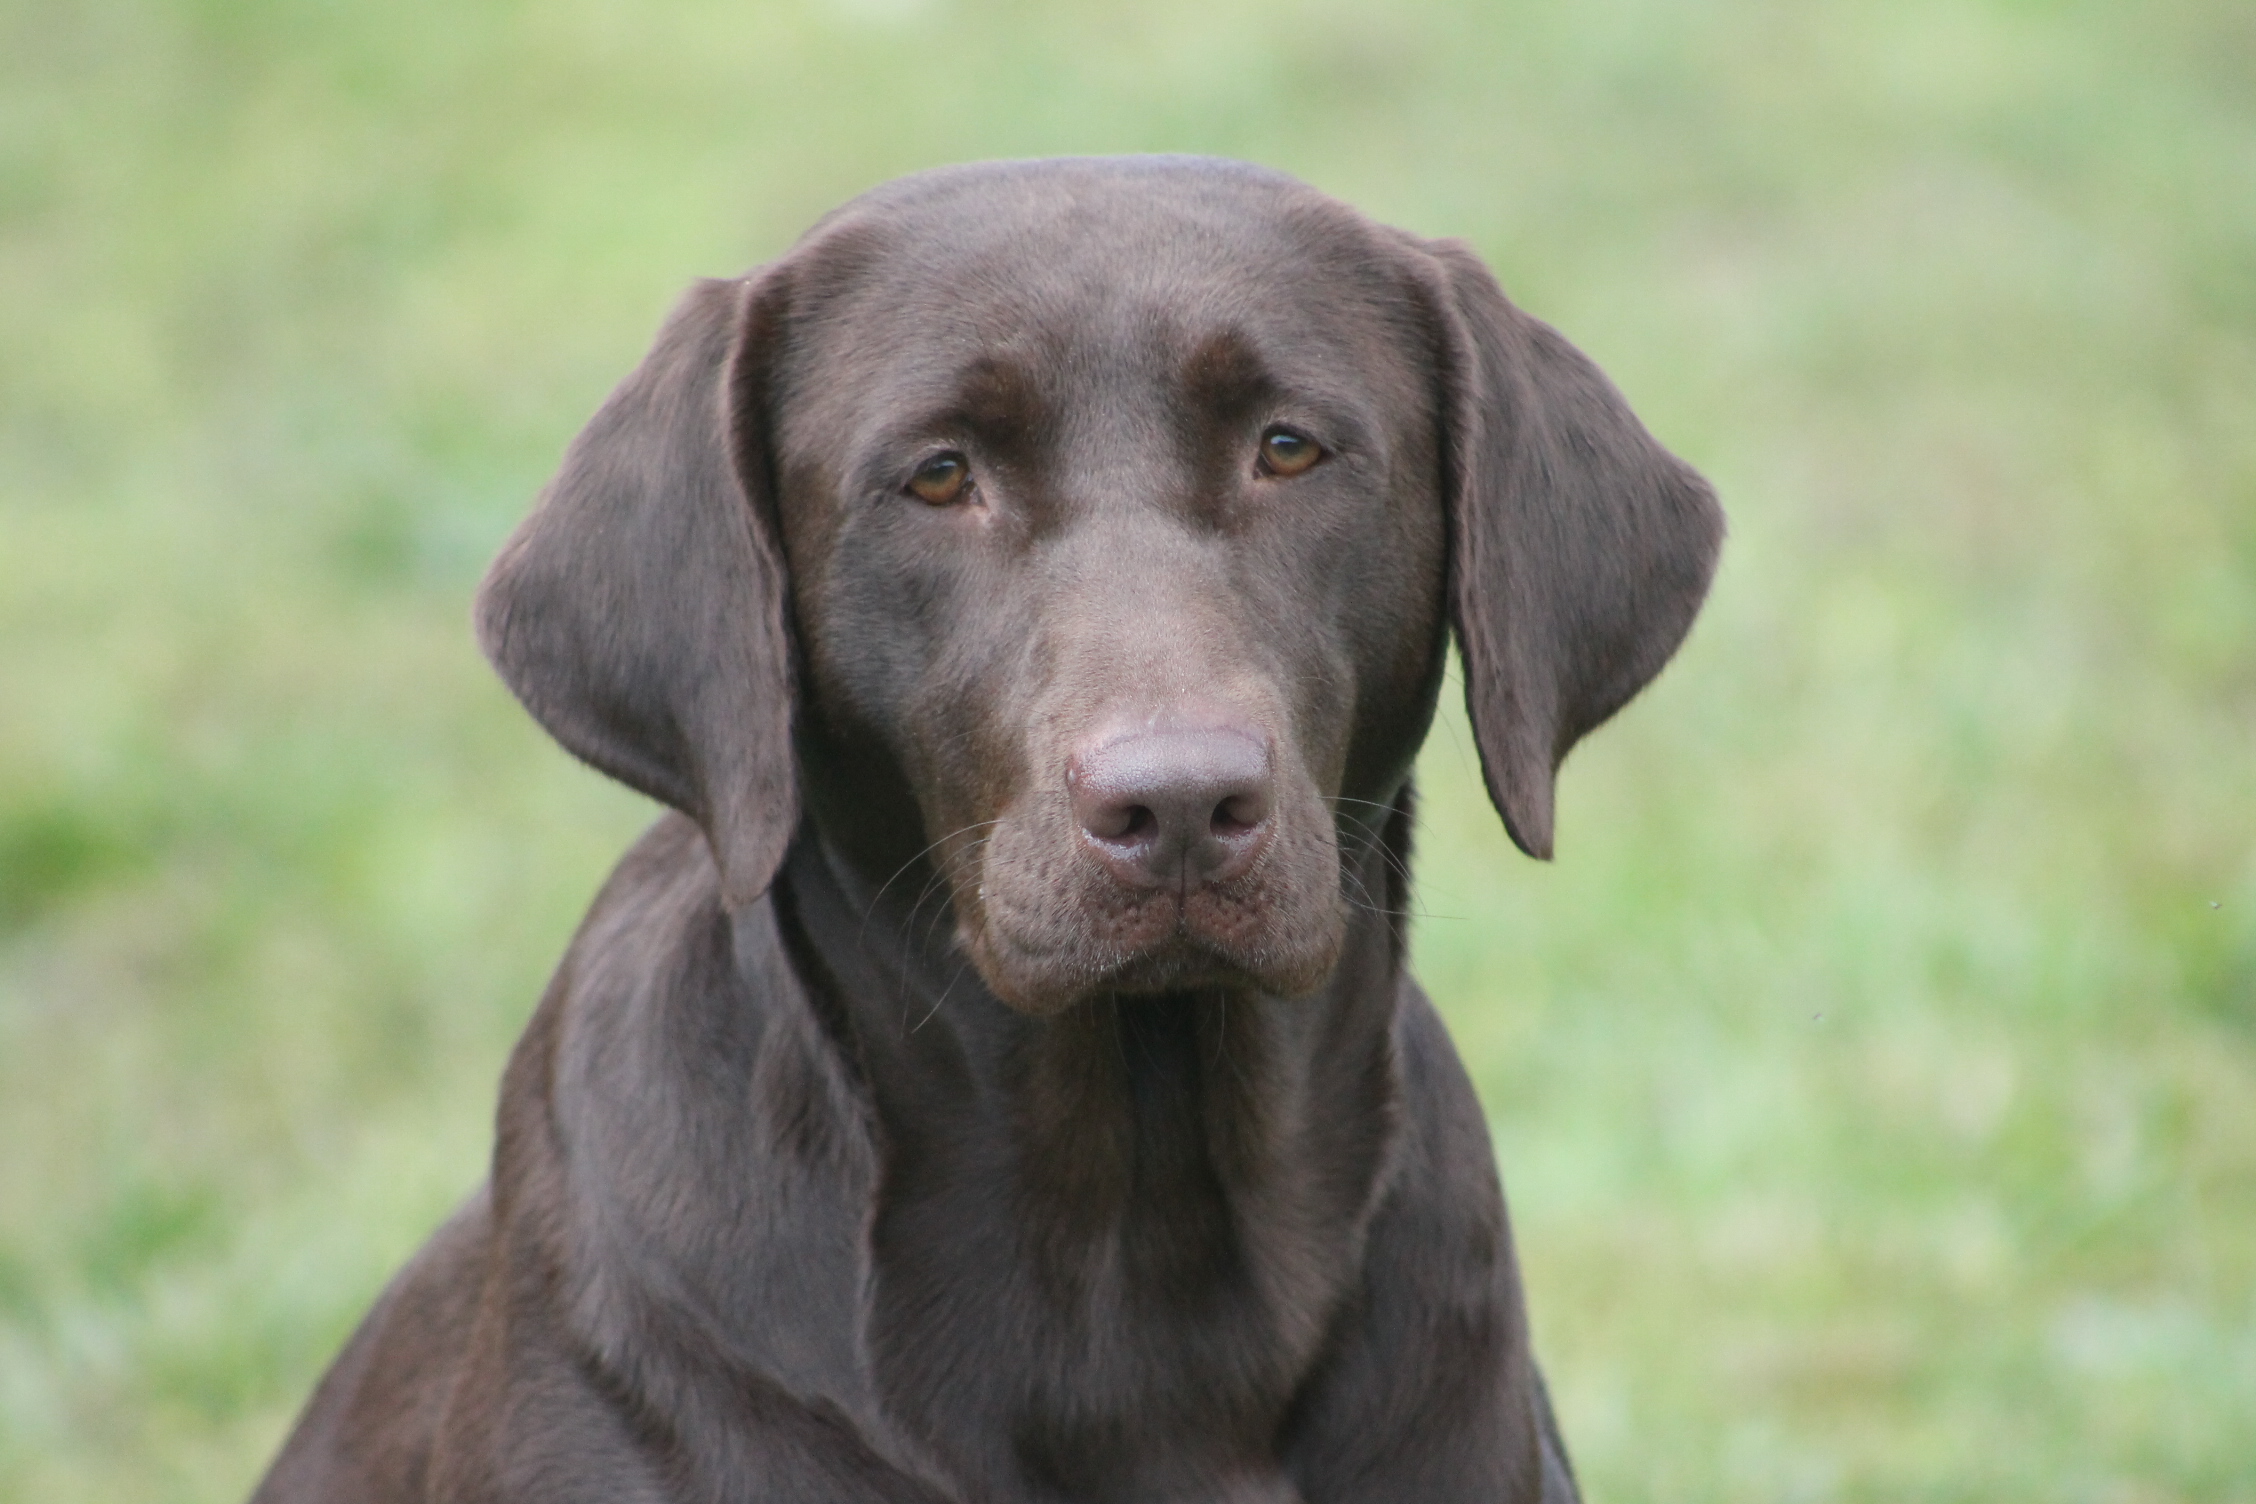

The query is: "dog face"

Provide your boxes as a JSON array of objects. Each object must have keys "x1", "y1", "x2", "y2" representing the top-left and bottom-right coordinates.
[
  {"x1": 766, "y1": 169, "x2": 1448, "y2": 1010},
  {"x1": 475, "y1": 158, "x2": 1721, "y2": 1015}
]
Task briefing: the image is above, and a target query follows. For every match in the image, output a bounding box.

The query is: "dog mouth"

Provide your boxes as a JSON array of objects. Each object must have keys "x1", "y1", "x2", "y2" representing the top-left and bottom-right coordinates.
[
  {"x1": 1072, "y1": 930, "x2": 1271, "y2": 999},
  {"x1": 956, "y1": 836, "x2": 1346, "y2": 1015},
  {"x1": 968, "y1": 916, "x2": 1340, "y2": 1015}
]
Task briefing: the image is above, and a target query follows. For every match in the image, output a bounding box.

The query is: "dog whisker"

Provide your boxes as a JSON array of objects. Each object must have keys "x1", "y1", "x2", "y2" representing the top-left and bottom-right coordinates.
[{"x1": 860, "y1": 819, "x2": 1001, "y2": 942}]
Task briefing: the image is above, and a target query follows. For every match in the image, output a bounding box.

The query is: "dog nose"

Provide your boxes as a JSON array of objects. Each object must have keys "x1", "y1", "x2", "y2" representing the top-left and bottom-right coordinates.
[{"x1": 1067, "y1": 728, "x2": 1275, "y2": 890}]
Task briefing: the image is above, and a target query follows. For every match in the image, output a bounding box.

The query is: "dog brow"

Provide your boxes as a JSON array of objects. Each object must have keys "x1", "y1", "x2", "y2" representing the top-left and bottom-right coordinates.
[
  {"x1": 1177, "y1": 326, "x2": 1279, "y2": 421},
  {"x1": 942, "y1": 352, "x2": 1053, "y2": 453}
]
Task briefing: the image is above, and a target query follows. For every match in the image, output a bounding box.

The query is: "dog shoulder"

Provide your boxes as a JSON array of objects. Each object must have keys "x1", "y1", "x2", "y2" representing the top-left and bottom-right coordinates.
[
  {"x1": 1277, "y1": 985, "x2": 1550, "y2": 1497},
  {"x1": 1383, "y1": 979, "x2": 1515, "y2": 1286},
  {"x1": 249, "y1": 1190, "x2": 495, "y2": 1502}
]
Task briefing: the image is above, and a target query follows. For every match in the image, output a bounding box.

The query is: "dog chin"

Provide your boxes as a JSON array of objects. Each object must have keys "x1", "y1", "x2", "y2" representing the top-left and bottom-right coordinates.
[
  {"x1": 1094, "y1": 936, "x2": 1342, "y2": 1002},
  {"x1": 968, "y1": 920, "x2": 1344, "y2": 1016}
]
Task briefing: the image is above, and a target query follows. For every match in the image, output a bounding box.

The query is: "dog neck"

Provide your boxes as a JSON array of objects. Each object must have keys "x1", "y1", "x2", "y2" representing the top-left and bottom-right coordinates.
[
  {"x1": 771, "y1": 813, "x2": 1412, "y2": 1211},
  {"x1": 764, "y1": 813, "x2": 1413, "y2": 1481}
]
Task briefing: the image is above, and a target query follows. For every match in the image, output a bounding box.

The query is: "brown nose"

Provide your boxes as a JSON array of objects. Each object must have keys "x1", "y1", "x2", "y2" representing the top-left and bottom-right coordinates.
[{"x1": 1067, "y1": 727, "x2": 1275, "y2": 891}]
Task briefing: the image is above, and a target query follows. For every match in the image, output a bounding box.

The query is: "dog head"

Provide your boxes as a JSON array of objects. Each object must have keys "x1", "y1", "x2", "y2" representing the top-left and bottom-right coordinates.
[{"x1": 476, "y1": 158, "x2": 1721, "y2": 1014}]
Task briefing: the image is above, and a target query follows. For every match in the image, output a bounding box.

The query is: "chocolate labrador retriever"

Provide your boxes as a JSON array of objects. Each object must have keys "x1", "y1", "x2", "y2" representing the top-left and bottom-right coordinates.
[{"x1": 252, "y1": 156, "x2": 1720, "y2": 1503}]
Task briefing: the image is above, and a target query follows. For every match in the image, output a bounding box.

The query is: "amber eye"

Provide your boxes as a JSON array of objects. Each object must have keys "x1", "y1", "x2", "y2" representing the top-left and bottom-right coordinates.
[
  {"x1": 906, "y1": 451, "x2": 971, "y2": 505},
  {"x1": 1257, "y1": 426, "x2": 1322, "y2": 477}
]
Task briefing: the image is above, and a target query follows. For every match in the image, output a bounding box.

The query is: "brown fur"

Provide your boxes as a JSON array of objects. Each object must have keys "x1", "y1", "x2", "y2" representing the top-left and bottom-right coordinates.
[{"x1": 253, "y1": 156, "x2": 1721, "y2": 1503}]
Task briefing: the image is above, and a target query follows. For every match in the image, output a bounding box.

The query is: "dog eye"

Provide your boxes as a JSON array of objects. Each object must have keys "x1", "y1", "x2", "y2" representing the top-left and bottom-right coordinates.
[
  {"x1": 1256, "y1": 426, "x2": 1322, "y2": 478},
  {"x1": 906, "y1": 452, "x2": 972, "y2": 505}
]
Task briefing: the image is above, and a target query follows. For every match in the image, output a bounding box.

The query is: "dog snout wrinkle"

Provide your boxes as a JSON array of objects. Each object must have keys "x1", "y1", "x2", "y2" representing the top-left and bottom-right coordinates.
[{"x1": 1068, "y1": 727, "x2": 1274, "y2": 891}]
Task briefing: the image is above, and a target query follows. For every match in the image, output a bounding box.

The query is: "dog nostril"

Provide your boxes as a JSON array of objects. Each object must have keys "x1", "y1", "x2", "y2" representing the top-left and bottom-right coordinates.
[
  {"x1": 1078, "y1": 798, "x2": 1155, "y2": 843},
  {"x1": 1210, "y1": 794, "x2": 1264, "y2": 836}
]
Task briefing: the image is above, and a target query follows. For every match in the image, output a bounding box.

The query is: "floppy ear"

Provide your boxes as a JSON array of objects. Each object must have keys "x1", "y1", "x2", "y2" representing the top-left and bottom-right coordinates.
[
  {"x1": 1425, "y1": 241, "x2": 1724, "y2": 859},
  {"x1": 475, "y1": 274, "x2": 798, "y2": 907}
]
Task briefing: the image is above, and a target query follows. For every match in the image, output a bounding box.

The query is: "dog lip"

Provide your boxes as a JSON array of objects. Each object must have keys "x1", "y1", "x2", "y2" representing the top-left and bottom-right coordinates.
[
  {"x1": 1045, "y1": 933, "x2": 1280, "y2": 1003},
  {"x1": 1090, "y1": 947, "x2": 1264, "y2": 998},
  {"x1": 973, "y1": 888, "x2": 1341, "y2": 1009}
]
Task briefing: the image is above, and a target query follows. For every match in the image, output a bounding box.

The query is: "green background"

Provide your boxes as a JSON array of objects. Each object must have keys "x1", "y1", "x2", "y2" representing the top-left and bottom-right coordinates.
[{"x1": 3, "y1": 0, "x2": 2252, "y2": 1498}]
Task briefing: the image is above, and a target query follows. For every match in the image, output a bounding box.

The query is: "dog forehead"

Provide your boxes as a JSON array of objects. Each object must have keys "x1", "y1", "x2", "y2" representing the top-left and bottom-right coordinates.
[
  {"x1": 835, "y1": 160, "x2": 1393, "y2": 321},
  {"x1": 810, "y1": 154, "x2": 1332, "y2": 253},
  {"x1": 771, "y1": 160, "x2": 1425, "y2": 456}
]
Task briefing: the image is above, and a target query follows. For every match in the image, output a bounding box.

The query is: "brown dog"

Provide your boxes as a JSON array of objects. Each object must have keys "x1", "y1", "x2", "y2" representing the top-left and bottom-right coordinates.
[{"x1": 252, "y1": 156, "x2": 1721, "y2": 1503}]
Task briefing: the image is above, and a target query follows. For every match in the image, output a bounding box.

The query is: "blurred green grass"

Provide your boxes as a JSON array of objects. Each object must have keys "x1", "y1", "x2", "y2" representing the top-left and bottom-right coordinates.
[{"x1": 2, "y1": 0, "x2": 2252, "y2": 1498}]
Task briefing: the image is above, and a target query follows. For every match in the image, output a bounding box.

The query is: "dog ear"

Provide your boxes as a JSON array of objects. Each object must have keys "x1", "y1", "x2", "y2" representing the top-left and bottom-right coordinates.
[
  {"x1": 1424, "y1": 241, "x2": 1724, "y2": 859},
  {"x1": 475, "y1": 274, "x2": 797, "y2": 907}
]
